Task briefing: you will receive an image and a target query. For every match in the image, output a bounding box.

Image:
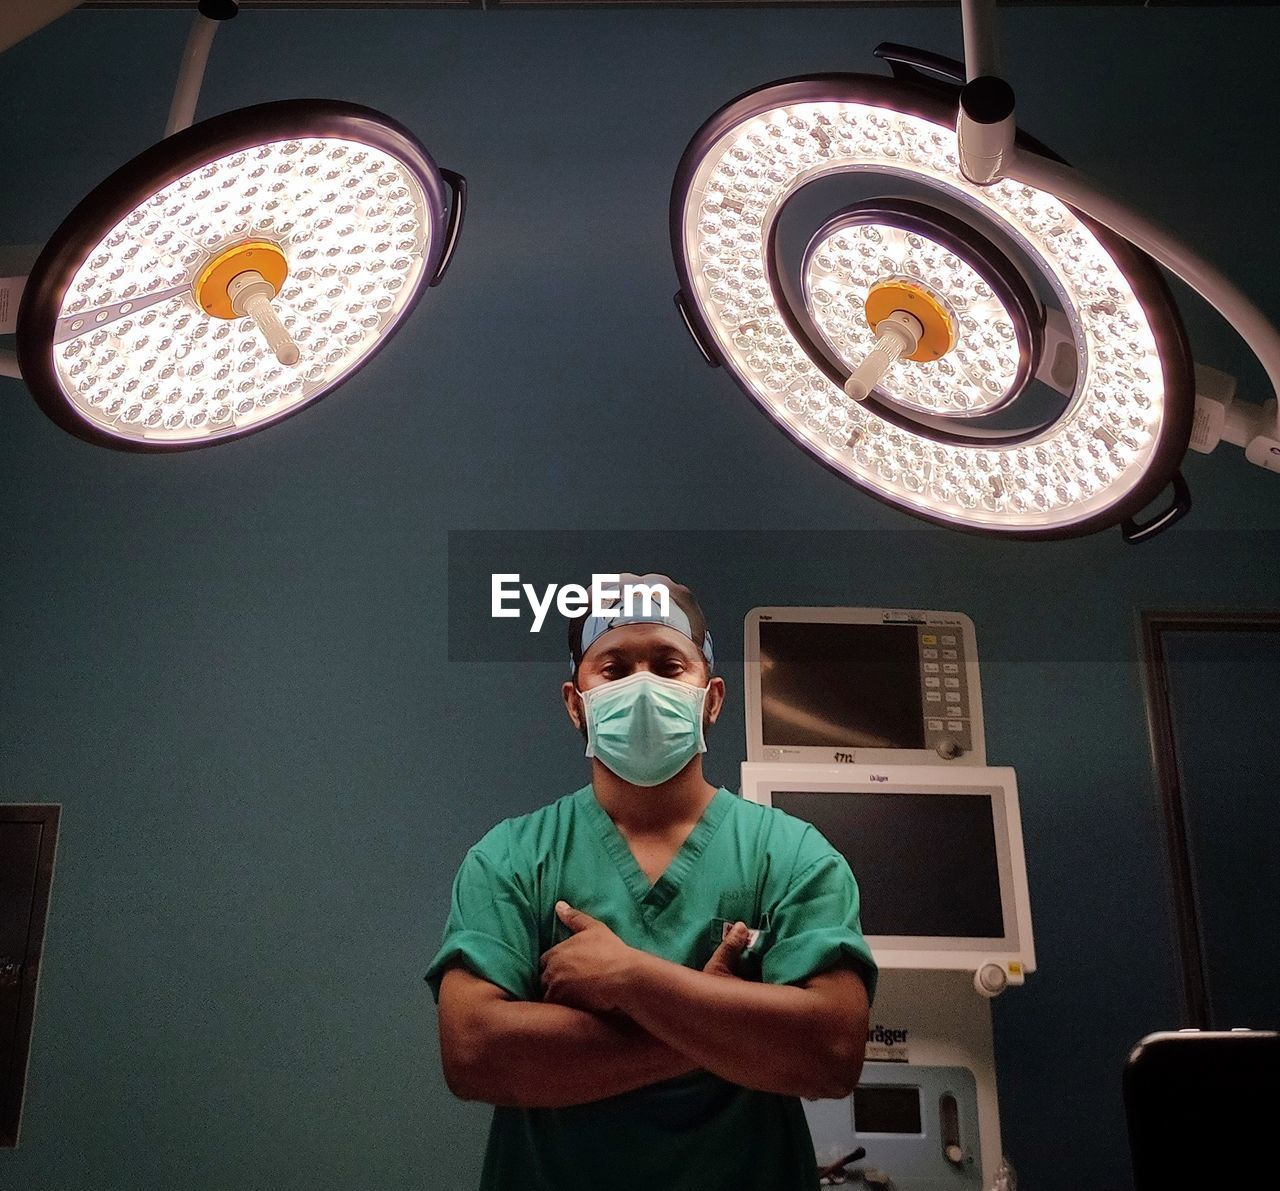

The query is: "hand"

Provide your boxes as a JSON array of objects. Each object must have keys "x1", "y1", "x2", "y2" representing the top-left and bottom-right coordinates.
[
  {"x1": 703, "y1": 921, "x2": 751, "y2": 979},
  {"x1": 540, "y1": 902, "x2": 645, "y2": 1014}
]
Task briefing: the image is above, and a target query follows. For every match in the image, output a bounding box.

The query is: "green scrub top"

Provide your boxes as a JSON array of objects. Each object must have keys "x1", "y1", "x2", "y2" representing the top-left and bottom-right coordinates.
[{"x1": 425, "y1": 785, "x2": 878, "y2": 1191}]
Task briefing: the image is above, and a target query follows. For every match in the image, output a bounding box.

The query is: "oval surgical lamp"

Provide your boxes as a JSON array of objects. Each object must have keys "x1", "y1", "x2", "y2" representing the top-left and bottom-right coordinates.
[
  {"x1": 0, "y1": 1, "x2": 465, "y2": 451},
  {"x1": 671, "y1": 1, "x2": 1280, "y2": 541}
]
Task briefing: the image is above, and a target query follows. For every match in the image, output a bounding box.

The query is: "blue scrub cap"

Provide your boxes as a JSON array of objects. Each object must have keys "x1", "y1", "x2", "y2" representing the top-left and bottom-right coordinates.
[{"x1": 568, "y1": 573, "x2": 714, "y2": 674}]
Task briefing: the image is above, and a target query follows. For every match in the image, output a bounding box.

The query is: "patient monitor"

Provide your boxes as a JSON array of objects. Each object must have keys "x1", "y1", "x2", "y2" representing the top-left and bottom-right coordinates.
[
  {"x1": 741, "y1": 607, "x2": 1031, "y2": 1188},
  {"x1": 745, "y1": 607, "x2": 986, "y2": 765},
  {"x1": 740, "y1": 763, "x2": 1034, "y2": 989}
]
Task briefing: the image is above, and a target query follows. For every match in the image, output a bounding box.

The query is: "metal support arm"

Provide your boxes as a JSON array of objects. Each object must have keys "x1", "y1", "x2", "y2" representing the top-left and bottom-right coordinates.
[{"x1": 165, "y1": 1, "x2": 239, "y2": 138}]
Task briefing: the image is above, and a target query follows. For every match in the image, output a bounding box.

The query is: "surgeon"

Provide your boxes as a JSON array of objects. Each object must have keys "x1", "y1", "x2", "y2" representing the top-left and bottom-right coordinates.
[{"x1": 425, "y1": 575, "x2": 877, "y2": 1191}]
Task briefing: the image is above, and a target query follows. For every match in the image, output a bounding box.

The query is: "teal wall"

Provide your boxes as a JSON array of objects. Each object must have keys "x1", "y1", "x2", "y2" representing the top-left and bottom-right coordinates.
[{"x1": 2, "y1": 6, "x2": 1279, "y2": 1189}]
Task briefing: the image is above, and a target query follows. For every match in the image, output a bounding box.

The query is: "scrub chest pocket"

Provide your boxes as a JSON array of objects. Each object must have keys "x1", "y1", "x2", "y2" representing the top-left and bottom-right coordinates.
[{"x1": 708, "y1": 887, "x2": 770, "y2": 979}]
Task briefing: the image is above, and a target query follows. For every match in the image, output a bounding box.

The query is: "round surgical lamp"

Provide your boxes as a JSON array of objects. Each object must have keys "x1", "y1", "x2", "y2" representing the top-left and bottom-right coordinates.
[
  {"x1": 671, "y1": 5, "x2": 1280, "y2": 541},
  {"x1": 1, "y1": 2, "x2": 465, "y2": 451}
]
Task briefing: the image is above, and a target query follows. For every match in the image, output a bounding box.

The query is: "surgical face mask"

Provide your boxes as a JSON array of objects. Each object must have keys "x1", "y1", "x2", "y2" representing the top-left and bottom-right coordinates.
[{"x1": 577, "y1": 671, "x2": 709, "y2": 788}]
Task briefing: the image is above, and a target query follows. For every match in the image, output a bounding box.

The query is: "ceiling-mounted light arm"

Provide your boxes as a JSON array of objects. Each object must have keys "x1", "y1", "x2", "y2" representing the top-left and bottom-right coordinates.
[
  {"x1": 165, "y1": 1, "x2": 240, "y2": 139},
  {"x1": 0, "y1": 4, "x2": 237, "y2": 388},
  {"x1": 1007, "y1": 148, "x2": 1280, "y2": 472},
  {"x1": 960, "y1": 0, "x2": 1001, "y2": 82},
  {"x1": 1185, "y1": 364, "x2": 1279, "y2": 465},
  {"x1": 951, "y1": 2, "x2": 1279, "y2": 473},
  {"x1": 957, "y1": 76, "x2": 1015, "y2": 186},
  {"x1": 956, "y1": 0, "x2": 1015, "y2": 185},
  {"x1": 0, "y1": 245, "x2": 41, "y2": 384}
]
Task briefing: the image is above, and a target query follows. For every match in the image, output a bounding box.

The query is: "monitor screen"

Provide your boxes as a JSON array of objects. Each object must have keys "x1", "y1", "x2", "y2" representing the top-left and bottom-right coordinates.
[
  {"x1": 853, "y1": 1086, "x2": 923, "y2": 1135},
  {"x1": 758, "y1": 622, "x2": 924, "y2": 750},
  {"x1": 771, "y1": 790, "x2": 1005, "y2": 939}
]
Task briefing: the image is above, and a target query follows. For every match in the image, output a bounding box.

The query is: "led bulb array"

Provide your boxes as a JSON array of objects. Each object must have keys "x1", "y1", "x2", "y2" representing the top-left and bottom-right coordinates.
[
  {"x1": 674, "y1": 81, "x2": 1190, "y2": 535},
  {"x1": 53, "y1": 137, "x2": 429, "y2": 443},
  {"x1": 804, "y1": 221, "x2": 1020, "y2": 417},
  {"x1": 18, "y1": 99, "x2": 454, "y2": 451}
]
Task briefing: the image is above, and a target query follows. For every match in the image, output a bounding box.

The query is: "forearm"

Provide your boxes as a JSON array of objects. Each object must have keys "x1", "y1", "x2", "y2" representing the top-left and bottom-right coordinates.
[
  {"x1": 616, "y1": 956, "x2": 864, "y2": 1099},
  {"x1": 448, "y1": 997, "x2": 699, "y2": 1108}
]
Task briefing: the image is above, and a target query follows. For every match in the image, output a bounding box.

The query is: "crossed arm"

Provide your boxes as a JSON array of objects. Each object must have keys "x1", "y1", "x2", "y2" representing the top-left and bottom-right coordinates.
[{"x1": 437, "y1": 905, "x2": 870, "y2": 1109}]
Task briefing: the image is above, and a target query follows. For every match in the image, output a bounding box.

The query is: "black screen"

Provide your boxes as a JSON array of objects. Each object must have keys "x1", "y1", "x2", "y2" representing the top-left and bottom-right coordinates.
[
  {"x1": 853, "y1": 1086, "x2": 923, "y2": 1135},
  {"x1": 1125, "y1": 1033, "x2": 1280, "y2": 1190},
  {"x1": 758, "y1": 622, "x2": 924, "y2": 749},
  {"x1": 771, "y1": 790, "x2": 1005, "y2": 938}
]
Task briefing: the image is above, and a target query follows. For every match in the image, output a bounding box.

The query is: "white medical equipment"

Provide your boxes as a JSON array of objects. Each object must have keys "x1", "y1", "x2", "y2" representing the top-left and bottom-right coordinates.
[
  {"x1": 741, "y1": 763, "x2": 1034, "y2": 1187},
  {"x1": 742, "y1": 602, "x2": 1032, "y2": 1189},
  {"x1": 740, "y1": 763, "x2": 1033, "y2": 987},
  {"x1": 745, "y1": 607, "x2": 986, "y2": 766},
  {"x1": 806, "y1": 977, "x2": 1000, "y2": 1188}
]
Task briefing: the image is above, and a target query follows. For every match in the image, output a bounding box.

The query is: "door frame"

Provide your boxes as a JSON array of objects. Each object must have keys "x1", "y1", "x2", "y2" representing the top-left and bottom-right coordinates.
[
  {"x1": 1139, "y1": 611, "x2": 1280, "y2": 1028},
  {"x1": 0, "y1": 803, "x2": 60, "y2": 1148}
]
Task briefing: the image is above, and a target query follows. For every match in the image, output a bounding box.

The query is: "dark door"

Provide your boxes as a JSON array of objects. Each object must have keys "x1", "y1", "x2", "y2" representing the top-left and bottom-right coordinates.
[
  {"x1": 1143, "y1": 615, "x2": 1280, "y2": 1029},
  {"x1": 0, "y1": 805, "x2": 59, "y2": 1147}
]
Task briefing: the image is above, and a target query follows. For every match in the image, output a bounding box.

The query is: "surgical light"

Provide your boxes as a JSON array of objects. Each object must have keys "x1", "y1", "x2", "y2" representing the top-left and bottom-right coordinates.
[
  {"x1": 2, "y1": 2, "x2": 464, "y2": 451},
  {"x1": 671, "y1": 3, "x2": 1280, "y2": 541}
]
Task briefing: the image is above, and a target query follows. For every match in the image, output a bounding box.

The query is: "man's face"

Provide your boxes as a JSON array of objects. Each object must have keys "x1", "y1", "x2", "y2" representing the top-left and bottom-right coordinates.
[{"x1": 562, "y1": 622, "x2": 726, "y2": 736}]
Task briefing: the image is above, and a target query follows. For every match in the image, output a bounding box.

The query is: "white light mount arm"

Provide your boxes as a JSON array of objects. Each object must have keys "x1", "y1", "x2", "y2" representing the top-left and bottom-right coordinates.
[
  {"x1": 1187, "y1": 363, "x2": 1280, "y2": 472},
  {"x1": 956, "y1": 0, "x2": 1015, "y2": 185},
  {"x1": 957, "y1": 76, "x2": 1015, "y2": 186},
  {"x1": 954, "y1": 0, "x2": 1280, "y2": 470},
  {"x1": 960, "y1": 0, "x2": 1001, "y2": 81},
  {"x1": 1006, "y1": 149, "x2": 1280, "y2": 467},
  {"x1": 165, "y1": 0, "x2": 240, "y2": 138},
  {"x1": 1, "y1": 245, "x2": 43, "y2": 383}
]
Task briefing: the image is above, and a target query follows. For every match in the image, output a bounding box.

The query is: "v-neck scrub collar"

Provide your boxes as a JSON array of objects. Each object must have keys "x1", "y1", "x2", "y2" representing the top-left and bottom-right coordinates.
[{"x1": 578, "y1": 785, "x2": 734, "y2": 912}]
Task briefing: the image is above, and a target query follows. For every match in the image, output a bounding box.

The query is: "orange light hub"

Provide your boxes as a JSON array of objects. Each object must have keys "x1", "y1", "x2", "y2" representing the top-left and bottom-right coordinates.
[
  {"x1": 194, "y1": 240, "x2": 289, "y2": 319},
  {"x1": 865, "y1": 280, "x2": 955, "y2": 362}
]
